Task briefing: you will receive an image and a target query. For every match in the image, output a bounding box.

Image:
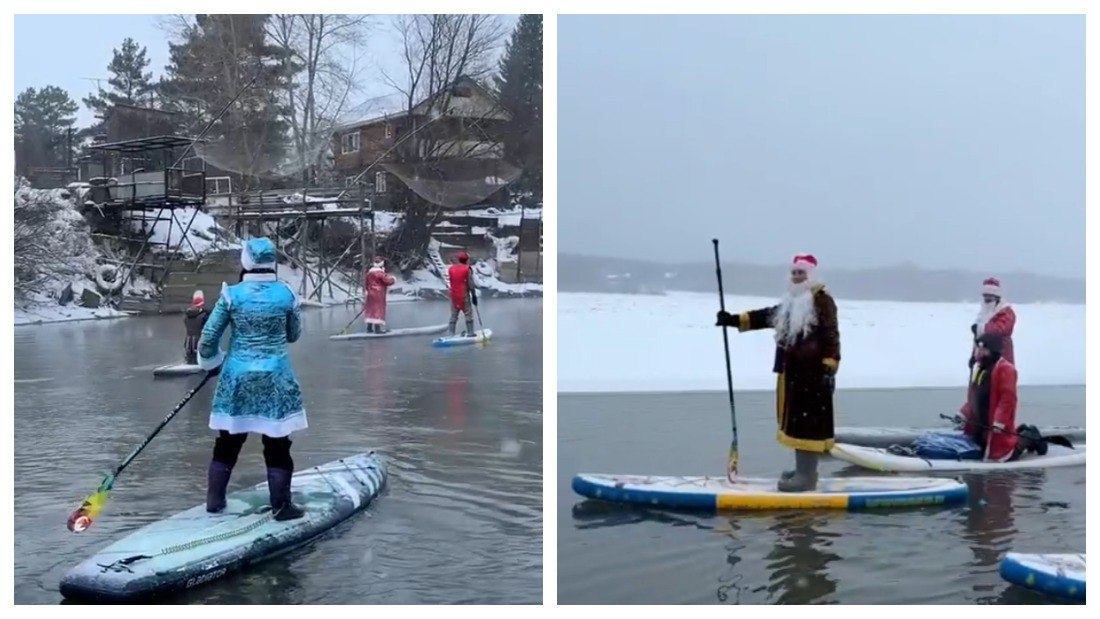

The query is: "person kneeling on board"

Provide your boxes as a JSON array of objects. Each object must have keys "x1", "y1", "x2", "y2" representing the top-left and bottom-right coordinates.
[
  {"x1": 364, "y1": 256, "x2": 397, "y2": 334},
  {"x1": 199, "y1": 237, "x2": 308, "y2": 521},
  {"x1": 716, "y1": 254, "x2": 840, "y2": 492},
  {"x1": 447, "y1": 251, "x2": 479, "y2": 336},
  {"x1": 183, "y1": 290, "x2": 209, "y2": 365},
  {"x1": 958, "y1": 332, "x2": 1023, "y2": 462}
]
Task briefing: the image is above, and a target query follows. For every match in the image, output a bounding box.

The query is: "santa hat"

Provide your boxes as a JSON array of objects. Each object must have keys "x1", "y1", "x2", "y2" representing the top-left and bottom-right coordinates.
[
  {"x1": 981, "y1": 277, "x2": 1002, "y2": 297},
  {"x1": 191, "y1": 290, "x2": 205, "y2": 307},
  {"x1": 458, "y1": 251, "x2": 469, "y2": 263},
  {"x1": 792, "y1": 254, "x2": 818, "y2": 275},
  {"x1": 371, "y1": 255, "x2": 385, "y2": 269},
  {"x1": 241, "y1": 237, "x2": 277, "y2": 271}
]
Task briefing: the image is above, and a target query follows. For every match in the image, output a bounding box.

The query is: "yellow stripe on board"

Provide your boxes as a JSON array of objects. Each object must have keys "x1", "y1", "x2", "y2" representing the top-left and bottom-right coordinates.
[{"x1": 715, "y1": 494, "x2": 849, "y2": 510}]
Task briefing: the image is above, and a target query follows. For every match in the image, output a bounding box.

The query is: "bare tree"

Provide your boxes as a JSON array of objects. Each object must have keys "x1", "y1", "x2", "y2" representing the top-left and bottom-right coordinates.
[
  {"x1": 266, "y1": 14, "x2": 373, "y2": 182},
  {"x1": 378, "y1": 15, "x2": 507, "y2": 268}
]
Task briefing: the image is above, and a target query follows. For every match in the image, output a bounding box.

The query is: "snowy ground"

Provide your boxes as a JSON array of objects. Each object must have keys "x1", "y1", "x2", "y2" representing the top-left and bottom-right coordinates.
[
  {"x1": 14, "y1": 304, "x2": 129, "y2": 326},
  {"x1": 132, "y1": 207, "x2": 239, "y2": 256},
  {"x1": 558, "y1": 292, "x2": 1084, "y2": 393}
]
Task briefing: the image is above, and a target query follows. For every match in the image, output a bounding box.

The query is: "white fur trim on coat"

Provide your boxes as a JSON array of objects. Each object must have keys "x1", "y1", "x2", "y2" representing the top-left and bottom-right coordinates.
[{"x1": 198, "y1": 349, "x2": 225, "y2": 371}]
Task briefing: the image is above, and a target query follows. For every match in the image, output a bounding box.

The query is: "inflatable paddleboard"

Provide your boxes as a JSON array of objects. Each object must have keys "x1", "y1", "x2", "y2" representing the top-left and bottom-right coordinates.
[
  {"x1": 329, "y1": 323, "x2": 448, "y2": 341},
  {"x1": 1000, "y1": 553, "x2": 1085, "y2": 601},
  {"x1": 572, "y1": 473, "x2": 968, "y2": 511},
  {"x1": 59, "y1": 452, "x2": 386, "y2": 602},
  {"x1": 831, "y1": 443, "x2": 1086, "y2": 472},
  {"x1": 432, "y1": 328, "x2": 493, "y2": 347},
  {"x1": 835, "y1": 426, "x2": 1086, "y2": 448},
  {"x1": 152, "y1": 364, "x2": 204, "y2": 378}
]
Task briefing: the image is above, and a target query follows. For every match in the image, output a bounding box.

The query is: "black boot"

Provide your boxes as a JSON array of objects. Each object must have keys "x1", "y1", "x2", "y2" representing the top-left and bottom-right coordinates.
[
  {"x1": 267, "y1": 467, "x2": 305, "y2": 521},
  {"x1": 464, "y1": 321, "x2": 475, "y2": 337},
  {"x1": 206, "y1": 461, "x2": 232, "y2": 513}
]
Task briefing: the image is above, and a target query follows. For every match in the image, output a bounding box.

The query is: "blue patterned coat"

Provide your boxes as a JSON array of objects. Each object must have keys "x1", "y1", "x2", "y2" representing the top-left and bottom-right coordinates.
[{"x1": 198, "y1": 273, "x2": 307, "y2": 437}]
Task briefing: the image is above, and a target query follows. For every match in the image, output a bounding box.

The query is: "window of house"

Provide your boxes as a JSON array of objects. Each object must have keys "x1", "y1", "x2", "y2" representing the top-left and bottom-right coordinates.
[
  {"x1": 341, "y1": 131, "x2": 360, "y2": 154},
  {"x1": 375, "y1": 171, "x2": 387, "y2": 194},
  {"x1": 384, "y1": 123, "x2": 393, "y2": 139},
  {"x1": 346, "y1": 176, "x2": 360, "y2": 187},
  {"x1": 206, "y1": 176, "x2": 232, "y2": 195},
  {"x1": 181, "y1": 156, "x2": 204, "y2": 171}
]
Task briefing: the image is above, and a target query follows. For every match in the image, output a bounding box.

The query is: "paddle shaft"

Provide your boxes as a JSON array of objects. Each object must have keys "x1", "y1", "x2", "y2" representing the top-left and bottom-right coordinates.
[
  {"x1": 712, "y1": 239, "x2": 739, "y2": 478},
  {"x1": 109, "y1": 372, "x2": 216, "y2": 486},
  {"x1": 472, "y1": 289, "x2": 484, "y2": 329},
  {"x1": 339, "y1": 306, "x2": 366, "y2": 335}
]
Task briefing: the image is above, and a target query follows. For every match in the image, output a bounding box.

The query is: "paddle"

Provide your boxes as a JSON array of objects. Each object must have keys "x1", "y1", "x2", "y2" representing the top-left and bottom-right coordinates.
[
  {"x1": 337, "y1": 306, "x2": 366, "y2": 336},
  {"x1": 712, "y1": 239, "x2": 739, "y2": 481},
  {"x1": 471, "y1": 289, "x2": 485, "y2": 332},
  {"x1": 937, "y1": 414, "x2": 1075, "y2": 449},
  {"x1": 67, "y1": 371, "x2": 217, "y2": 533}
]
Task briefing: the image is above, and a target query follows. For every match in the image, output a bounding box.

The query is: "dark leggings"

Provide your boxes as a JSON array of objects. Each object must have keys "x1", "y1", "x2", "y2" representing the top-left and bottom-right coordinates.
[{"x1": 212, "y1": 431, "x2": 294, "y2": 471}]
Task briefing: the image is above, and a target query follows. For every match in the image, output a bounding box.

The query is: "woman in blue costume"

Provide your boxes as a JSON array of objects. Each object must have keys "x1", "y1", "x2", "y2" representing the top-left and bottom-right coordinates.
[{"x1": 198, "y1": 237, "x2": 307, "y2": 521}]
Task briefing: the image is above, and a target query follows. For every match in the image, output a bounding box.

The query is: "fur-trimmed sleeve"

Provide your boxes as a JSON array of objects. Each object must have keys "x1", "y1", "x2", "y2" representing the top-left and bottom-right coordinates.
[
  {"x1": 816, "y1": 292, "x2": 841, "y2": 372},
  {"x1": 738, "y1": 306, "x2": 777, "y2": 332}
]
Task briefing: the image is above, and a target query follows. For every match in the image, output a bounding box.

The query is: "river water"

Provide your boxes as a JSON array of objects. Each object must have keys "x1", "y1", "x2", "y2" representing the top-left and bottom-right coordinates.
[
  {"x1": 559, "y1": 387, "x2": 1085, "y2": 604},
  {"x1": 14, "y1": 299, "x2": 542, "y2": 604}
]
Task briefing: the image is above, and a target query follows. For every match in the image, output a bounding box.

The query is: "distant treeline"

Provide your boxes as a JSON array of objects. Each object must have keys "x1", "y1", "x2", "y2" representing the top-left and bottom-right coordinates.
[{"x1": 559, "y1": 254, "x2": 1085, "y2": 304}]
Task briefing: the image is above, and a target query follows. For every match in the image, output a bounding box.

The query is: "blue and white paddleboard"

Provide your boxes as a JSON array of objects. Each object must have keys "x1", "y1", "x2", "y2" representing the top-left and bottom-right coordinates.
[
  {"x1": 60, "y1": 452, "x2": 386, "y2": 602},
  {"x1": 573, "y1": 474, "x2": 968, "y2": 512},
  {"x1": 432, "y1": 328, "x2": 493, "y2": 347},
  {"x1": 329, "y1": 323, "x2": 448, "y2": 340},
  {"x1": 831, "y1": 443, "x2": 1086, "y2": 472},
  {"x1": 835, "y1": 426, "x2": 1086, "y2": 448},
  {"x1": 1000, "y1": 553, "x2": 1085, "y2": 601}
]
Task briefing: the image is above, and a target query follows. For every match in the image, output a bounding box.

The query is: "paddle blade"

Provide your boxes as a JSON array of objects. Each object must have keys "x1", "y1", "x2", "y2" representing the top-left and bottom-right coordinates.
[
  {"x1": 67, "y1": 488, "x2": 109, "y2": 533},
  {"x1": 727, "y1": 448, "x2": 739, "y2": 481}
]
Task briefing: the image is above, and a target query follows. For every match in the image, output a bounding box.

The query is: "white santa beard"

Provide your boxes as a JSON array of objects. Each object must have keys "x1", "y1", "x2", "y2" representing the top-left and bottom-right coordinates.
[
  {"x1": 976, "y1": 301, "x2": 1002, "y2": 334},
  {"x1": 774, "y1": 286, "x2": 818, "y2": 346}
]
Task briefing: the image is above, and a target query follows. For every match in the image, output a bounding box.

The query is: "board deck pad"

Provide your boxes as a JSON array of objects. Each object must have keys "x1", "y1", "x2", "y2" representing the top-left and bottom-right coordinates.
[
  {"x1": 152, "y1": 364, "x2": 203, "y2": 377},
  {"x1": 59, "y1": 452, "x2": 386, "y2": 602},
  {"x1": 572, "y1": 473, "x2": 968, "y2": 511},
  {"x1": 432, "y1": 328, "x2": 493, "y2": 347},
  {"x1": 1000, "y1": 553, "x2": 1086, "y2": 601},
  {"x1": 831, "y1": 443, "x2": 1086, "y2": 472},
  {"x1": 835, "y1": 426, "x2": 1086, "y2": 448},
  {"x1": 329, "y1": 323, "x2": 448, "y2": 341}
]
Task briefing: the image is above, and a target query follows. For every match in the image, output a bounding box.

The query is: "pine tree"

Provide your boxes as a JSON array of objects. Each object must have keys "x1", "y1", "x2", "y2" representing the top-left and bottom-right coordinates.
[
  {"x1": 15, "y1": 86, "x2": 79, "y2": 172},
  {"x1": 159, "y1": 14, "x2": 294, "y2": 186},
  {"x1": 83, "y1": 37, "x2": 157, "y2": 116},
  {"x1": 496, "y1": 14, "x2": 543, "y2": 201}
]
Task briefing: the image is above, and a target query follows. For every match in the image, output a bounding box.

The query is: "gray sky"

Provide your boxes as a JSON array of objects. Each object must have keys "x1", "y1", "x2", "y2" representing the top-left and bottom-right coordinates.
[
  {"x1": 559, "y1": 15, "x2": 1084, "y2": 278},
  {"x1": 15, "y1": 14, "x2": 517, "y2": 127}
]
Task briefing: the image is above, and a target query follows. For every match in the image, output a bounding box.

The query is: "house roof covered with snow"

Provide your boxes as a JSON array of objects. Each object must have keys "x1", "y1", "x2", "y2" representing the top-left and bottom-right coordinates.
[{"x1": 333, "y1": 76, "x2": 510, "y2": 134}]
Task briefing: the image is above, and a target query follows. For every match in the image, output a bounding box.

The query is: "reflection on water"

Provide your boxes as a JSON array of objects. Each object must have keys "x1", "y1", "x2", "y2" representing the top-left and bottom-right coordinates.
[
  {"x1": 16, "y1": 300, "x2": 542, "y2": 604},
  {"x1": 559, "y1": 388, "x2": 1084, "y2": 605}
]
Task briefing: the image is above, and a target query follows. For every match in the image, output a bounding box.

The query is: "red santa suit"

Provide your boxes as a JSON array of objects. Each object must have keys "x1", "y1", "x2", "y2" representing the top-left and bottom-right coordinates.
[
  {"x1": 972, "y1": 278, "x2": 1016, "y2": 365},
  {"x1": 364, "y1": 258, "x2": 396, "y2": 326},
  {"x1": 960, "y1": 349, "x2": 1019, "y2": 462}
]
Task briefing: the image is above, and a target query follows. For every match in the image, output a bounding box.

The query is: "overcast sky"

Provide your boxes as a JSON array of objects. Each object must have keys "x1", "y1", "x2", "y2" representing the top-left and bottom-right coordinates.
[
  {"x1": 559, "y1": 15, "x2": 1084, "y2": 278},
  {"x1": 15, "y1": 14, "x2": 517, "y2": 127}
]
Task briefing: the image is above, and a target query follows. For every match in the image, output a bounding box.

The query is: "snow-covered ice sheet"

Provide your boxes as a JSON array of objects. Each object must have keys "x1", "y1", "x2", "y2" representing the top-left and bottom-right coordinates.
[{"x1": 558, "y1": 292, "x2": 1084, "y2": 393}]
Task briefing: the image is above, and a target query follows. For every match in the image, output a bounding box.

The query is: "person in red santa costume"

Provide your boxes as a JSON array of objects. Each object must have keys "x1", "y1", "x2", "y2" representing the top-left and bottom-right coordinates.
[
  {"x1": 716, "y1": 254, "x2": 840, "y2": 492},
  {"x1": 364, "y1": 256, "x2": 397, "y2": 334},
  {"x1": 959, "y1": 332, "x2": 1019, "y2": 461},
  {"x1": 447, "y1": 251, "x2": 478, "y2": 336},
  {"x1": 969, "y1": 277, "x2": 1015, "y2": 369}
]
